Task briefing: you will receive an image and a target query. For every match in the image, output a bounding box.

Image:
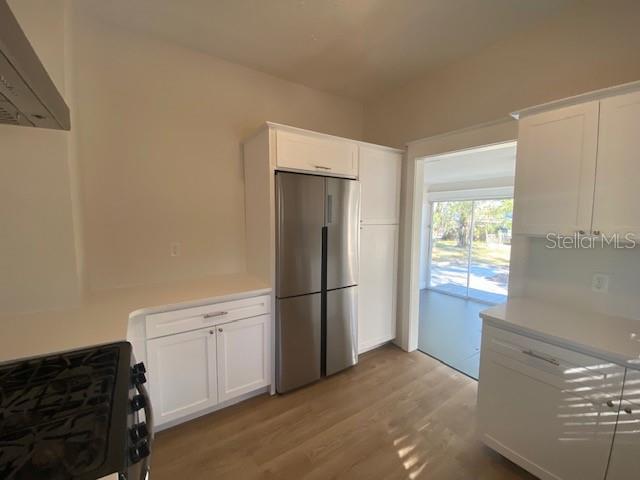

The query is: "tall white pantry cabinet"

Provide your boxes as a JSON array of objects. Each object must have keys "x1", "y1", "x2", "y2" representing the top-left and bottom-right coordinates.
[
  {"x1": 358, "y1": 145, "x2": 402, "y2": 353},
  {"x1": 243, "y1": 122, "x2": 403, "y2": 361}
]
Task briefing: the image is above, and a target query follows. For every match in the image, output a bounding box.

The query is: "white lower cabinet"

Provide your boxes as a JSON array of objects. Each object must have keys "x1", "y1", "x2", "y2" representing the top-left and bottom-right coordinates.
[
  {"x1": 606, "y1": 368, "x2": 640, "y2": 479},
  {"x1": 147, "y1": 327, "x2": 218, "y2": 426},
  {"x1": 478, "y1": 325, "x2": 625, "y2": 480},
  {"x1": 216, "y1": 314, "x2": 271, "y2": 402},
  {"x1": 145, "y1": 297, "x2": 272, "y2": 429},
  {"x1": 358, "y1": 224, "x2": 398, "y2": 353}
]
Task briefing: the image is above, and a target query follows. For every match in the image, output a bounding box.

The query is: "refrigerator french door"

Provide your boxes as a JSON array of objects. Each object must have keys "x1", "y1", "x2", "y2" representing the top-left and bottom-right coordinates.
[{"x1": 276, "y1": 171, "x2": 359, "y2": 393}]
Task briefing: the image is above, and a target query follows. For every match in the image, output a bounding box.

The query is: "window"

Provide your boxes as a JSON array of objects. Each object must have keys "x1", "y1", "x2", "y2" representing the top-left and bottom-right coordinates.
[{"x1": 428, "y1": 198, "x2": 512, "y2": 303}]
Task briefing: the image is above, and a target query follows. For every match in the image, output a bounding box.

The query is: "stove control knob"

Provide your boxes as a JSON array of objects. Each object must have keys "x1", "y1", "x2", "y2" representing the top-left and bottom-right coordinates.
[
  {"x1": 130, "y1": 422, "x2": 149, "y2": 442},
  {"x1": 132, "y1": 362, "x2": 146, "y2": 374},
  {"x1": 138, "y1": 440, "x2": 151, "y2": 458},
  {"x1": 130, "y1": 363, "x2": 147, "y2": 386},
  {"x1": 131, "y1": 370, "x2": 147, "y2": 386},
  {"x1": 129, "y1": 440, "x2": 150, "y2": 463},
  {"x1": 130, "y1": 394, "x2": 147, "y2": 412},
  {"x1": 130, "y1": 446, "x2": 141, "y2": 463}
]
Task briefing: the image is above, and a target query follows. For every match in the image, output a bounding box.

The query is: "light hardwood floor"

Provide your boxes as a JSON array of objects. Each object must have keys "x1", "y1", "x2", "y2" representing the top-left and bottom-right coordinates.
[{"x1": 151, "y1": 344, "x2": 535, "y2": 479}]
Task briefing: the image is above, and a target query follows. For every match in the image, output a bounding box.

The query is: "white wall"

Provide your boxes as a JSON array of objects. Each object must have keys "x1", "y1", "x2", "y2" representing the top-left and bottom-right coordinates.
[
  {"x1": 72, "y1": 11, "x2": 364, "y2": 291},
  {"x1": 1, "y1": 3, "x2": 365, "y2": 316},
  {"x1": 516, "y1": 238, "x2": 640, "y2": 320},
  {"x1": 365, "y1": 0, "x2": 640, "y2": 148}
]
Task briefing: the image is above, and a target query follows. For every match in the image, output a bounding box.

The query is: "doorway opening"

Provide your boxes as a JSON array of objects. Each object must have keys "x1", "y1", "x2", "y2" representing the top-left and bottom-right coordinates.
[{"x1": 417, "y1": 142, "x2": 516, "y2": 379}]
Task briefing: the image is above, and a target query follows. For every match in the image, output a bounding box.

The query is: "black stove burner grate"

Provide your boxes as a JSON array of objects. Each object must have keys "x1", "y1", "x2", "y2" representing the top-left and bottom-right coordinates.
[{"x1": 0, "y1": 346, "x2": 120, "y2": 479}]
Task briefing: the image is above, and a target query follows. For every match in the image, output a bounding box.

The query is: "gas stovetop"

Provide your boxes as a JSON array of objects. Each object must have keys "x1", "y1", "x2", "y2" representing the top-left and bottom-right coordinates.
[{"x1": 0, "y1": 343, "x2": 135, "y2": 480}]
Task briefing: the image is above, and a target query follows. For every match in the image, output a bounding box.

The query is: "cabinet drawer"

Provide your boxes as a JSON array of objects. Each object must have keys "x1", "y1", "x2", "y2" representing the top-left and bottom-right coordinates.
[
  {"x1": 276, "y1": 129, "x2": 358, "y2": 178},
  {"x1": 483, "y1": 325, "x2": 623, "y2": 400},
  {"x1": 146, "y1": 295, "x2": 270, "y2": 339}
]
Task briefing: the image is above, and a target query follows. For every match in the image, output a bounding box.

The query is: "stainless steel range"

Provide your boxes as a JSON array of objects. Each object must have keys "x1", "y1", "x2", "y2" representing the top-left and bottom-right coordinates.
[{"x1": 0, "y1": 342, "x2": 152, "y2": 480}]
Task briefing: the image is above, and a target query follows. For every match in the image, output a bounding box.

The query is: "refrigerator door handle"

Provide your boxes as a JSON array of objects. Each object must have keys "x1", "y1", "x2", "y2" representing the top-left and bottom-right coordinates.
[{"x1": 327, "y1": 194, "x2": 333, "y2": 224}]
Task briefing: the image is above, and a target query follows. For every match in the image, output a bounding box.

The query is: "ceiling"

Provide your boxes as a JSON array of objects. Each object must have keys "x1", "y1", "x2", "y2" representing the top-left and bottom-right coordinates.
[
  {"x1": 76, "y1": 0, "x2": 580, "y2": 101},
  {"x1": 424, "y1": 143, "x2": 516, "y2": 186}
]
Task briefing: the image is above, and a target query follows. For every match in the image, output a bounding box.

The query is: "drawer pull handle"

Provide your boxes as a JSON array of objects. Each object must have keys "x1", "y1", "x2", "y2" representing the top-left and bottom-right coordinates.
[
  {"x1": 203, "y1": 311, "x2": 228, "y2": 319},
  {"x1": 314, "y1": 165, "x2": 331, "y2": 170},
  {"x1": 522, "y1": 349, "x2": 560, "y2": 366}
]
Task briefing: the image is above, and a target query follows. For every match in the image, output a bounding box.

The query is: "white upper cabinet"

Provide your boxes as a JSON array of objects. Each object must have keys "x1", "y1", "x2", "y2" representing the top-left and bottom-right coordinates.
[
  {"x1": 216, "y1": 314, "x2": 271, "y2": 402},
  {"x1": 276, "y1": 128, "x2": 358, "y2": 178},
  {"x1": 514, "y1": 85, "x2": 640, "y2": 238},
  {"x1": 513, "y1": 101, "x2": 599, "y2": 236},
  {"x1": 359, "y1": 146, "x2": 402, "y2": 224},
  {"x1": 592, "y1": 91, "x2": 640, "y2": 238}
]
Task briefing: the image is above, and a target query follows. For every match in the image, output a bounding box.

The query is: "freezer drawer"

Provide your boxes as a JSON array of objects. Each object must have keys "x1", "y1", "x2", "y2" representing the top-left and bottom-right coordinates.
[
  {"x1": 326, "y1": 287, "x2": 358, "y2": 376},
  {"x1": 276, "y1": 172, "x2": 325, "y2": 298},
  {"x1": 276, "y1": 293, "x2": 322, "y2": 393},
  {"x1": 326, "y1": 177, "x2": 360, "y2": 290}
]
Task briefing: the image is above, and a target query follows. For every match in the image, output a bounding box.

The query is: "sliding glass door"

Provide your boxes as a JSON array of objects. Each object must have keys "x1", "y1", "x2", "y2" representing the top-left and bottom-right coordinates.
[{"x1": 428, "y1": 198, "x2": 512, "y2": 303}]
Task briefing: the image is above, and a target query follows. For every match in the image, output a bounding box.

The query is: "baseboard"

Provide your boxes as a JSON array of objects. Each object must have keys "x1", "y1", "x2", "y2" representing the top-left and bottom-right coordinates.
[
  {"x1": 358, "y1": 337, "x2": 395, "y2": 355},
  {"x1": 481, "y1": 433, "x2": 561, "y2": 480},
  {"x1": 155, "y1": 385, "x2": 270, "y2": 432}
]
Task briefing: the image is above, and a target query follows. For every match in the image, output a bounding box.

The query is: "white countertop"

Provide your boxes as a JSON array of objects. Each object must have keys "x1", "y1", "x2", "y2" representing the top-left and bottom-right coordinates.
[
  {"x1": 0, "y1": 273, "x2": 270, "y2": 362},
  {"x1": 480, "y1": 297, "x2": 640, "y2": 369}
]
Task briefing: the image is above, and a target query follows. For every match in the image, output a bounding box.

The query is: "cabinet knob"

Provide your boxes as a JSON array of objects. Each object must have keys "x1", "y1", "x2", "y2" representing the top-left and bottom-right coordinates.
[
  {"x1": 209, "y1": 330, "x2": 214, "y2": 335},
  {"x1": 624, "y1": 407, "x2": 633, "y2": 415},
  {"x1": 593, "y1": 230, "x2": 601, "y2": 236},
  {"x1": 578, "y1": 230, "x2": 586, "y2": 235},
  {"x1": 606, "y1": 400, "x2": 614, "y2": 408},
  {"x1": 218, "y1": 328, "x2": 223, "y2": 332}
]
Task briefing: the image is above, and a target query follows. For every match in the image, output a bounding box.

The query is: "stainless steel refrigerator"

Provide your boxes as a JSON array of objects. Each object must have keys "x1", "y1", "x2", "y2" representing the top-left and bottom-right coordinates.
[{"x1": 275, "y1": 171, "x2": 359, "y2": 393}]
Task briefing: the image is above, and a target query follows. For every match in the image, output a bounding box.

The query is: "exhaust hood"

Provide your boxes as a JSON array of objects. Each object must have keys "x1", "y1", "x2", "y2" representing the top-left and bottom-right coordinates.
[{"x1": 0, "y1": 0, "x2": 70, "y2": 130}]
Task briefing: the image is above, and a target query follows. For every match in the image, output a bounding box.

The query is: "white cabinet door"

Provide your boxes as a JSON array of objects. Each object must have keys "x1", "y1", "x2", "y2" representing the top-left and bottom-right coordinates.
[
  {"x1": 276, "y1": 129, "x2": 358, "y2": 178},
  {"x1": 358, "y1": 224, "x2": 398, "y2": 353},
  {"x1": 216, "y1": 314, "x2": 271, "y2": 402},
  {"x1": 606, "y1": 369, "x2": 640, "y2": 480},
  {"x1": 478, "y1": 325, "x2": 624, "y2": 480},
  {"x1": 359, "y1": 146, "x2": 402, "y2": 224},
  {"x1": 513, "y1": 101, "x2": 599, "y2": 236},
  {"x1": 147, "y1": 327, "x2": 218, "y2": 426},
  {"x1": 592, "y1": 91, "x2": 640, "y2": 238}
]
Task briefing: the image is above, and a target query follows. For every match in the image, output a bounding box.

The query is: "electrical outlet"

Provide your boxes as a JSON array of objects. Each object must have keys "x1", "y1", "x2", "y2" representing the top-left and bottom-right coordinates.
[
  {"x1": 170, "y1": 242, "x2": 181, "y2": 257},
  {"x1": 592, "y1": 273, "x2": 610, "y2": 293}
]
